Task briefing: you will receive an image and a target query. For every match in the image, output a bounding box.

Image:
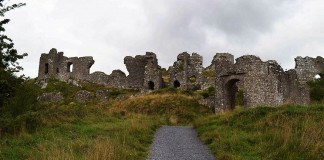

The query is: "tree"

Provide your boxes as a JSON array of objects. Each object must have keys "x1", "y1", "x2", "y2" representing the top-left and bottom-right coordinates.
[{"x1": 0, "y1": 0, "x2": 26, "y2": 107}]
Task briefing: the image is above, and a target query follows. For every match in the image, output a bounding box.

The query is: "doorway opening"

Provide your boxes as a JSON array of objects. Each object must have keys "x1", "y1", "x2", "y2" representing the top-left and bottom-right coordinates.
[
  {"x1": 225, "y1": 79, "x2": 244, "y2": 110},
  {"x1": 148, "y1": 81, "x2": 155, "y2": 90},
  {"x1": 173, "y1": 80, "x2": 180, "y2": 88}
]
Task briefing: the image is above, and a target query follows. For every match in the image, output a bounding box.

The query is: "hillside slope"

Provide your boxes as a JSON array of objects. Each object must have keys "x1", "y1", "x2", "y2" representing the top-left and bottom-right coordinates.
[{"x1": 194, "y1": 105, "x2": 324, "y2": 160}]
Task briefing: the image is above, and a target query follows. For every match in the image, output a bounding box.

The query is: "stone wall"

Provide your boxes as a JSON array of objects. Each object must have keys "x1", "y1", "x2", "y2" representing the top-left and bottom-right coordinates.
[
  {"x1": 295, "y1": 56, "x2": 324, "y2": 83},
  {"x1": 38, "y1": 48, "x2": 323, "y2": 112},
  {"x1": 87, "y1": 70, "x2": 127, "y2": 88},
  {"x1": 38, "y1": 48, "x2": 94, "y2": 82},
  {"x1": 143, "y1": 52, "x2": 163, "y2": 90},
  {"x1": 124, "y1": 52, "x2": 163, "y2": 90},
  {"x1": 213, "y1": 53, "x2": 324, "y2": 113},
  {"x1": 38, "y1": 49, "x2": 162, "y2": 90},
  {"x1": 169, "y1": 52, "x2": 204, "y2": 90}
]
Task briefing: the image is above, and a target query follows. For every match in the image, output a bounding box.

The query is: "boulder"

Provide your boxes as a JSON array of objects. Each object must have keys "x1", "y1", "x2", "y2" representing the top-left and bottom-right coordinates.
[{"x1": 75, "y1": 90, "x2": 93, "y2": 103}]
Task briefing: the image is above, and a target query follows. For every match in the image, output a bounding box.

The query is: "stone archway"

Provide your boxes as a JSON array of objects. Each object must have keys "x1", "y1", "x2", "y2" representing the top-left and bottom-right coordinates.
[
  {"x1": 148, "y1": 81, "x2": 155, "y2": 90},
  {"x1": 224, "y1": 79, "x2": 240, "y2": 110},
  {"x1": 173, "y1": 80, "x2": 180, "y2": 88}
]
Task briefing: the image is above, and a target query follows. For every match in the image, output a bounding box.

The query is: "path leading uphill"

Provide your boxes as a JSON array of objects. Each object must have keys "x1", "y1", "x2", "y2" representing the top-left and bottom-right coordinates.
[{"x1": 147, "y1": 126, "x2": 216, "y2": 160}]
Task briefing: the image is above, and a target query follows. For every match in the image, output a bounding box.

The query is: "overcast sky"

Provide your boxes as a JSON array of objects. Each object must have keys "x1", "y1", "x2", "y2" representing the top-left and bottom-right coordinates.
[{"x1": 3, "y1": 0, "x2": 324, "y2": 77}]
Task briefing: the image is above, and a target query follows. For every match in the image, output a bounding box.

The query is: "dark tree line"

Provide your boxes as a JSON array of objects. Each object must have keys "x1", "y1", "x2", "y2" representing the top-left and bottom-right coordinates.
[{"x1": 0, "y1": 0, "x2": 27, "y2": 107}]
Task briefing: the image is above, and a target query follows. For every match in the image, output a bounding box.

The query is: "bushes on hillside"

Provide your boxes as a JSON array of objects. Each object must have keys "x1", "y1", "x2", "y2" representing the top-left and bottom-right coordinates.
[{"x1": 0, "y1": 81, "x2": 41, "y2": 135}]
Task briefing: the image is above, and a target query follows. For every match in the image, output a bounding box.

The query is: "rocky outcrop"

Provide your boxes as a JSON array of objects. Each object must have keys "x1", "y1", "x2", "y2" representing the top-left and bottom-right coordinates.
[
  {"x1": 38, "y1": 92, "x2": 64, "y2": 103},
  {"x1": 75, "y1": 90, "x2": 93, "y2": 103}
]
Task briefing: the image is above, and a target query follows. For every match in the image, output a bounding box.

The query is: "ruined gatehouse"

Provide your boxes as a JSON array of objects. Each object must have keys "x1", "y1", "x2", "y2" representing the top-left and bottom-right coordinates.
[{"x1": 38, "y1": 48, "x2": 324, "y2": 113}]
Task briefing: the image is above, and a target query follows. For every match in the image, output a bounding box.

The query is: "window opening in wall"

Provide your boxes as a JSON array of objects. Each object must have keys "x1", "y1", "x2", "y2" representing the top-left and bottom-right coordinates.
[
  {"x1": 56, "y1": 68, "x2": 59, "y2": 73},
  {"x1": 173, "y1": 80, "x2": 180, "y2": 88},
  {"x1": 45, "y1": 63, "x2": 49, "y2": 74},
  {"x1": 67, "y1": 62, "x2": 73, "y2": 73},
  {"x1": 314, "y1": 74, "x2": 321, "y2": 79},
  {"x1": 189, "y1": 75, "x2": 196, "y2": 83},
  {"x1": 148, "y1": 81, "x2": 155, "y2": 90}
]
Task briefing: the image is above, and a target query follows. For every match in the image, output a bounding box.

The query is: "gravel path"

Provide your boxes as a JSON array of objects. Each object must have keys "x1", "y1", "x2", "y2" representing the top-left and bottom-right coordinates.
[{"x1": 147, "y1": 126, "x2": 216, "y2": 160}]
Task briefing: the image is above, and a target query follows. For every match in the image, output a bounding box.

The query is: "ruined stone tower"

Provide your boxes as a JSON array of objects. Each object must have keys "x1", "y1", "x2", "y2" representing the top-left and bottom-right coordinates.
[
  {"x1": 124, "y1": 52, "x2": 163, "y2": 90},
  {"x1": 169, "y1": 52, "x2": 204, "y2": 90},
  {"x1": 38, "y1": 48, "x2": 94, "y2": 82}
]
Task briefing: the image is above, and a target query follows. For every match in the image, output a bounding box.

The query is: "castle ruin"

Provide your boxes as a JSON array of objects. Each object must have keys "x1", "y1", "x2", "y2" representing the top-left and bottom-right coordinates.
[{"x1": 38, "y1": 48, "x2": 324, "y2": 113}]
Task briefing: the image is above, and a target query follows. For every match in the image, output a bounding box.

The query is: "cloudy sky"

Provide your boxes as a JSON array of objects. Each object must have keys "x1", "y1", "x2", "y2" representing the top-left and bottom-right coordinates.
[{"x1": 3, "y1": 0, "x2": 324, "y2": 77}]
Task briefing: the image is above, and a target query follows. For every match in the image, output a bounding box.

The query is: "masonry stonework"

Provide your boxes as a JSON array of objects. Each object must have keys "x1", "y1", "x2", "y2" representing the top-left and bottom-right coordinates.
[
  {"x1": 38, "y1": 48, "x2": 94, "y2": 82},
  {"x1": 168, "y1": 52, "x2": 204, "y2": 90},
  {"x1": 213, "y1": 53, "x2": 324, "y2": 113},
  {"x1": 38, "y1": 48, "x2": 323, "y2": 113}
]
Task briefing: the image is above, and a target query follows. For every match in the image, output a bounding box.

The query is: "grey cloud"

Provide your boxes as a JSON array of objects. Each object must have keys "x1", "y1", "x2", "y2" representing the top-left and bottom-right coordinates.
[{"x1": 4, "y1": 0, "x2": 323, "y2": 77}]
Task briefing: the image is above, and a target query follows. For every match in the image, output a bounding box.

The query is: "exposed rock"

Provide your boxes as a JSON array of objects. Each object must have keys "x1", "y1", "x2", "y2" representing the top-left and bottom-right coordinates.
[
  {"x1": 38, "y1": 92, "x2": 64, "y2": 102},
  {"x1": 95, "y1": 90, "x2": 109, "y2": 102},
  {"x1": 75, "y1": 90, "x2": 93, "y2": 103}
]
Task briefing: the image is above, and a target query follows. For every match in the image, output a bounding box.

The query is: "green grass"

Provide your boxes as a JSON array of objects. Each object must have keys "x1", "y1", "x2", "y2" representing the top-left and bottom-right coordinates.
[
  {"x1": 194, "y1": 104, "x2": 324, "y2": 160},
  {"x1": 0, "y1": 79, "x2": 209, "y2": 159},
  {"x1": 110, "y1": 93, "x2": 212, "y2": 125},
  {"x1": 1, "y1": 79, "x2": 323, "y2": 160},
  {"x1": 0, "y1": 101, "x2": 166, "y2": 160}
]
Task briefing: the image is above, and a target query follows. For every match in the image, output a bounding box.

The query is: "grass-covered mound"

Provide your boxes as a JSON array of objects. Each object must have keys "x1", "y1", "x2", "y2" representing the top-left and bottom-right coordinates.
[
  {"x1": 194, "y1": 104, "x2": 324, "y2": 160},
  {"x1": 110, "y1": 93, "x2": 212, "y2": 124}
]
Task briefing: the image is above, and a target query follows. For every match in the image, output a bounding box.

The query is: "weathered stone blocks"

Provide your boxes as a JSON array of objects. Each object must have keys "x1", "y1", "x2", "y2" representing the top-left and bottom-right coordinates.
[
  {"x1": 38, "y1": 92, "x2": 64, "y2": 103},
  {"x1": 37, "y1": 48, "x2": 324, "y2": 113},
  {"x1": 75, "y1": 90, "x2": 93, "y2": 103}
]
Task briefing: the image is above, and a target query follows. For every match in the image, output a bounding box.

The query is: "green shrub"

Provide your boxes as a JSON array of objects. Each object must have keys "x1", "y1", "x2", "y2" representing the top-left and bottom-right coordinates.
[
  {"x1": 44, "y1": 78, "x2": 81, "y2": 103},
  {"x1": 0, "y1": 81, "x2": 42, "y2": 135},
  {"x1": 200, "y1": 86, "x2": 215, "y2": 99}
]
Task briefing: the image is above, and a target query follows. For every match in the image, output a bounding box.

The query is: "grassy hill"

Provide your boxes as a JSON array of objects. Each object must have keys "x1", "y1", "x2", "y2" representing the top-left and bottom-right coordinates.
[
  {"x1": 194, "y1": 105, "x2": 324, "y2": 160},
  {"x1": 0, "y1": 79, "x2": 323, "y2": 160},
  {"x1": 0, "y1": 79, "x2": 211, "y2": 159}
]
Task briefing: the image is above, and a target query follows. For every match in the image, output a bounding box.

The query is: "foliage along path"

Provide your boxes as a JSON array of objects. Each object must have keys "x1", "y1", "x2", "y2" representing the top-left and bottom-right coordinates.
[{"x1": 147, "y1": 126, "x2": 216, "y2": 160}]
